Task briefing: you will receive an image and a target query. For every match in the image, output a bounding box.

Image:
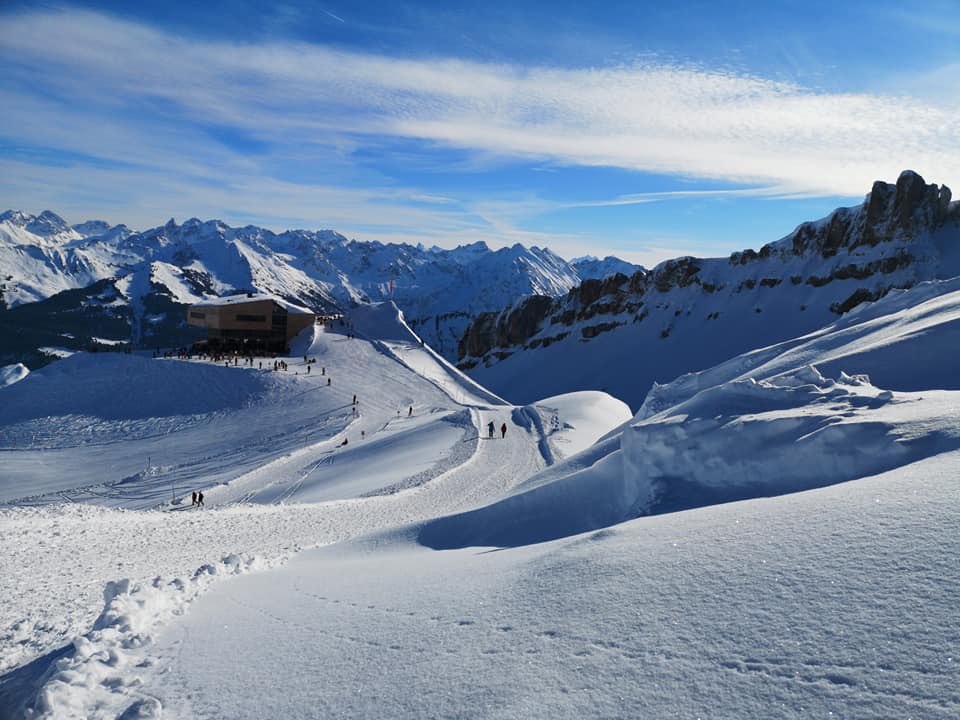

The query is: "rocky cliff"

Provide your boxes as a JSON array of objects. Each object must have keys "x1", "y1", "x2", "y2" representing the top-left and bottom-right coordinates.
[{"x1": 458, "y1": 171, "x2": 960, "y2": 409}]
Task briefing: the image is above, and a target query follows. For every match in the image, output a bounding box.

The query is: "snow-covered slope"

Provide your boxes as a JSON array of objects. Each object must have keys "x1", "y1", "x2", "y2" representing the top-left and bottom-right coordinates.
[
  {"x1": 460, "y1": 171, "x2": 960, "y2": 408},
  {"x1": 1, "y1": 274, "x2": 958, "y2": 719},
  {"x1": 0, "y1": 212, "x2": 640, "y2": 367},
  {"x1": 426, "y1": 275, "x2": 960, "y2": 549}
]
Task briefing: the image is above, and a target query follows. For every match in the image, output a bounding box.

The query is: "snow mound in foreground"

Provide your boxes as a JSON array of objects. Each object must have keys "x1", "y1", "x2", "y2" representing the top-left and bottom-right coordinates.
[
  {"x1": 422, "y1": 278, "x2": 960, "y2": 548},
  {"x1": 622, "y1": 366, "x2": 958, "y2": 514},
  {"x1": 423, "y1": 366, "x2": 960, "y2": 548},
  {"x1": 0, "y1": 363, "x2": 29, "y2": 387},
  {"x1": 11, "y1": 553, "x2": 278, "y2": 720},
  {"x1": 530, "y1": 390, "x2": 632, "y2": 459}
]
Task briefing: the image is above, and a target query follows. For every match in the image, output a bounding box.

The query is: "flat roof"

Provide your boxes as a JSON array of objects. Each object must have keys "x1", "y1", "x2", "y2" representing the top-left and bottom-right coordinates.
[{"x1": 191, "y1": 293, "x2": 314, "y2": 315}]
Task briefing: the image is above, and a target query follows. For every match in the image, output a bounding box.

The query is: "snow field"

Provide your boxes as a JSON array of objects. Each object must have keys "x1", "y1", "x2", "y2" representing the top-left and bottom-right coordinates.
[
  {"x1": 22, "y1": 554, "x2": 275, "y2": 720},
  {"x1": 141, "y1": 450, "x2": 960, "y2": 719},
  {"x1": 422, "y1": 280, "x2": 960, "y2": 549}
]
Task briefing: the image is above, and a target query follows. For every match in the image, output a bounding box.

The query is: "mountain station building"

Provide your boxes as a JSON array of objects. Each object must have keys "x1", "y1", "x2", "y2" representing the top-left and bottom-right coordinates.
[{"x1": 187, "y1": 294, "x2": 315, "y2": 353}]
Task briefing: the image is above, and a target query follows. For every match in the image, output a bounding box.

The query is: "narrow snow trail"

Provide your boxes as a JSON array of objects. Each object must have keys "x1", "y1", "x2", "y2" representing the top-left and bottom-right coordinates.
[
  {"x1": 204, "y1": 323, "x2": 466, "y2": 506},
  {"x1": 0, "y1": 306, "x2": 557, "y2": 689}
]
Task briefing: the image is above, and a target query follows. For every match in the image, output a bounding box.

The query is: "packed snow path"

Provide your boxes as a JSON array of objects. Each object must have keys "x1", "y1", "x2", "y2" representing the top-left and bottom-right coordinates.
[{"x1": 0, "y1": 304, "x2": 574, "y2": 686}]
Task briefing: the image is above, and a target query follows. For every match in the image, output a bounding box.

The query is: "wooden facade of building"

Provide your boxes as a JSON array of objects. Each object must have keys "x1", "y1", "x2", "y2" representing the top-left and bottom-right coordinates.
[{"x1": 187, "y1": 294, "x2": 315, "y2": 352}]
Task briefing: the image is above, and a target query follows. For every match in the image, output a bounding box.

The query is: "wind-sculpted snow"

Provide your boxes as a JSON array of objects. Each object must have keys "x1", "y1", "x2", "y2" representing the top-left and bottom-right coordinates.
[
  {"x1": 422, "y1": 279, "x2": 960, "y2": 549},
  {"x1": 0, "y1": 363, "x2": 29, "y2": 387},
  {"x1": 634, "y1": 276, "x2": 960, "y2": 421},
  {"x1": 622, "y1": 368, "x2": 959, "y2": 514}
]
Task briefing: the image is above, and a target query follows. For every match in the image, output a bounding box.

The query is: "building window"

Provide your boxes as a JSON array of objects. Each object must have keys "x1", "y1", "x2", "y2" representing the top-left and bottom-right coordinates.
[
  {"x1": 236, "y1": 314, "x2": 267, "y2": 322},
  {"x1": 190, "y1": 311, "x2": 206, "y2": 319}
]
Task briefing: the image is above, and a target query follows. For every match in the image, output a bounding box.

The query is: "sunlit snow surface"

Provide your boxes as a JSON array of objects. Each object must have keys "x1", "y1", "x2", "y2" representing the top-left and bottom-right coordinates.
[
  {"x1": 0, "y1": 363, "x2": 29, "y2": 387},
  {"x1": 1, "y1": 292, "x2": 958, "y2": 718}
]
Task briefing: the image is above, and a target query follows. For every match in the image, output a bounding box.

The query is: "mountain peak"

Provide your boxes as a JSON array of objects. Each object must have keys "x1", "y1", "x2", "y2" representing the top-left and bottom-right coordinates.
[
  {"x1": 0, "y1": 210, "x2": 34, "y2": 227},
  {"x1": 72, "y1": 220, "x2": 112, "y2": 237},
  {"x1": 26, "y1": 210, "x2": 72, "y2": 237}
]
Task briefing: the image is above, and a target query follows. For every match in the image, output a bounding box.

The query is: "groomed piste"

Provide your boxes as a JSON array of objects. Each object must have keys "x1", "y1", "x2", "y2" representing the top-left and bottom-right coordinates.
[{"x1": 1, "y1": 289, "x2": 959, "y2": 719}]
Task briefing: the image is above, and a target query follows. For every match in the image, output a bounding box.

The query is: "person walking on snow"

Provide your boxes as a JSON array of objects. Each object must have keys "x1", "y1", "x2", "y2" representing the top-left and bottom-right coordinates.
[
  {"x1": 197, "y1": 491, "x2": 204, "y2": 508},
  {"x1": 487, "y1": 420, "x2": 495, "y2": 439},
  {"x1": 501, "y1": 422, "x2": 507, "y2": 439},
  {"x1": 408, "y1": 406, "x2": 413, "y2": 417},
  {"x1": 191, "y1": 491, "x2": 197, "y2": 507}
]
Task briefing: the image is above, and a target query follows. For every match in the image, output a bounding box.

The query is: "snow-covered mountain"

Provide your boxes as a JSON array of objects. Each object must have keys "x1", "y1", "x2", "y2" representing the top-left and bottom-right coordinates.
[
  {"x1": 569, "y1": 254, "x2": 643, "y2": 279},
  {"x1": 0, "y1": 212, "x2": 639, "y2": 366},
  {"x1": 459, "y1": 171, "x2": 960, "y2": 409}
]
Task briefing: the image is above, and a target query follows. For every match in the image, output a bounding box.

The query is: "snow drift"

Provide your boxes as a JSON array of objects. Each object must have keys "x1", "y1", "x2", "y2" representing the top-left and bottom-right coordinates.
[
  {"x1": 0, "y1": 363, "x2": 29, "y2": 387},
  {"x1": 421, "y1": 278, "x2": 960, "y2": 549}
]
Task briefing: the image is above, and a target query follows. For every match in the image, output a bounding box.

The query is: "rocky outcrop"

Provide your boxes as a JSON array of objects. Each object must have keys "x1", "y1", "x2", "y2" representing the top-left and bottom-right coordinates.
[
  {"x1": 459, "y1": 295, "x2": 554, "y2": 360},
  {"x1": 457, "y1": 171, "x2": 959, "y2": 375},
  {"x1": 779, "y1": 170, "x2": 955, "y2": 259}
]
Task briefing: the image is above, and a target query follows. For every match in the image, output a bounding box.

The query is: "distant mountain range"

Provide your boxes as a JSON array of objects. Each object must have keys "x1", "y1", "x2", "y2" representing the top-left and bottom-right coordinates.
[
  {"x1": 458, "y1": 171, "x2": 960, "y2": 409},
  {"x1": 0, "y1": 210, "x2": 639, "y2": 367}
]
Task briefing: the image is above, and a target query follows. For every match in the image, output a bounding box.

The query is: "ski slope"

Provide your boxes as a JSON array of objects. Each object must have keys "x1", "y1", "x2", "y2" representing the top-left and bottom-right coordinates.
[
  {"x1": 1, "y1": 287, "x2": 959, "y2": 719},
  {"x1": 0, "y1": 303, "x2": 629, "y2": 707}
]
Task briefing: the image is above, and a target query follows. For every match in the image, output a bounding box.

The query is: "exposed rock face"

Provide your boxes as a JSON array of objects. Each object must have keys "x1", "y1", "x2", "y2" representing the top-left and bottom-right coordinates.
[
  {"x1": 459, "y1": 295, "x2": 553, "y2": 361},
  {"x1": 457, "y1": 171, "x2": 960, "y2": 405},
  {"x1": 784, "y1": 170, "x2": 955, "y2": 257}
]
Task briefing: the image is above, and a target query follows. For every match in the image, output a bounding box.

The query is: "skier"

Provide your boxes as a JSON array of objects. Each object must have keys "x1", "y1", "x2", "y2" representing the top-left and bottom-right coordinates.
[
  {"x1": 501, "y1": 422, "x2": 507, "y2": 439},
  {"x1": 408, "y1": 406, "x2": 413, "y2": 417},
  {"x1": 191, "y1": 491, "x2": 197, "y2": 507},
  {"x1": 197, "y1": 491, "x2": 204, "y2": 508},
  {"x1": 327, "y1": 377, "x2": 332, "y2": 386},
  {"x1": 487, "y1": 420, "x2": 495, "y2": 439},
  {"x1": 353, "y1": 394, "x2": 357, "y2": 405}
]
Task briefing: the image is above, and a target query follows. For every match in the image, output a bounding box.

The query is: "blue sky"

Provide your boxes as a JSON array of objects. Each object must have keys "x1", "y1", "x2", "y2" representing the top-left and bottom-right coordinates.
[{"x1": 1, "y1": 1, "x2": 958, "y2": 265}]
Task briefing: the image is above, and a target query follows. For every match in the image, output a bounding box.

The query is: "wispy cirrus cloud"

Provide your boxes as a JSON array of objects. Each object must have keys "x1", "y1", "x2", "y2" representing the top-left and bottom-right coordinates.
[{"x1": 0, "y1": 7, "x2": 958, "y2": 254}]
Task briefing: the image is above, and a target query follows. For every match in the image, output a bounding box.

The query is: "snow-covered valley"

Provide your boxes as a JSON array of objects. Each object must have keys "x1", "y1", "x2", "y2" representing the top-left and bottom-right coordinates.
[{"x1": 1, "y1": 281, "x2": 959, "y2": 718}]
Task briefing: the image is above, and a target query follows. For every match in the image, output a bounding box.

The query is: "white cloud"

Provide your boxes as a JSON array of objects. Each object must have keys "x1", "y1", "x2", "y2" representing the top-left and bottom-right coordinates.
[{"x1": 1, "y1": 7, "x2": 958, "y2": 255}]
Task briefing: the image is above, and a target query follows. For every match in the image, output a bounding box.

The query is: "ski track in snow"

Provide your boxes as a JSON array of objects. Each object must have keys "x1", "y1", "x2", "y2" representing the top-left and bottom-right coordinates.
[{"x1": 0, "y1": 306, "x2": 565, "y2": 716}]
